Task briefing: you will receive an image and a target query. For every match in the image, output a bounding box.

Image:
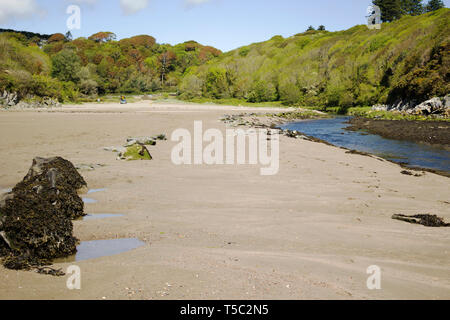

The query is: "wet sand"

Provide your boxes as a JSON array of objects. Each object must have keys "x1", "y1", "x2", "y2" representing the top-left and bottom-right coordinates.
[{"x1": 0, "y1": 101, "x2": 449, "y2": 300}]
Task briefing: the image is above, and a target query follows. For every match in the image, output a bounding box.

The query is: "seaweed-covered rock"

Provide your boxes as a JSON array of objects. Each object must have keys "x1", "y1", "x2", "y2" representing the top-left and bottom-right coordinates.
[
  {"x1": 0, "y1": 157, "x2": 87, "y2": 271},
  {"x1": 119, "y1": 144, "x2": 153, "y2": 161},
  {"x1": 392, "y1": 214, "x2": 450, "y2": 227},
  {"x1": 13, "y1": 157, "x2": 88, "y2": 220}
]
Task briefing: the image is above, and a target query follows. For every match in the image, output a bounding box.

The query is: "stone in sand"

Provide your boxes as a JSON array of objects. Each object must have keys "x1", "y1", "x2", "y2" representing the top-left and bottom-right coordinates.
[{"x1": 0, "y1": 157, "x2": 86, "y2": 271}]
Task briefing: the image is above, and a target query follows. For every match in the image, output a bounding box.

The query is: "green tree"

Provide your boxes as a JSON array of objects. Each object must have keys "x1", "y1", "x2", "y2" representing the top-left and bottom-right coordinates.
[
  {"x1": 306, "y1": 26, "x2": 315, "y2": 31},
  {"x1": 373, "y1": 0, "x2": 403, "y2": 22},
  {"x1": 318, "y1": 25, "x2": 326, "y2": 31},
  {"x1": 65, "y1": 31, "x2": 73, "y2": 41},
  {"x1": 51, "y1": 49, "x2": 81, "y2": 83},
  {"x1": 426, "y1": 0, "x2": 445, "y2": 11},
  {"x1": 401, "y1": 0, "x2": 424, "y2": 15}
]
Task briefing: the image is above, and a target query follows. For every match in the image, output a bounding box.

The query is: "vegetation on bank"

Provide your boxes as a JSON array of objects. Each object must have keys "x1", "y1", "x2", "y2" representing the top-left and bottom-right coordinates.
[
  {"x1": 347, "y1": 106, "x2": 450, "y2": 121},
  {"x1": 178, "y1": 9, "x2": 449, "y2": 113},
  {"x1": 0, "y1": 7, "x2": 448, "y2": 114},
  {"x1": 0, "y1": 30, "x2": 221, "y2": 103}
]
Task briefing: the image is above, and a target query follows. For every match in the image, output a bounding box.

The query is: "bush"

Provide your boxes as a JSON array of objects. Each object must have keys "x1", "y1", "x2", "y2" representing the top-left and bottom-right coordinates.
[
  {"x1": 179, "y1": 75, "x2": 203, "y2": 99},
  {"x1": 51, "y1": 49, "x2": 81, "y2": 83},
  {"x1": 205, "y1": 67, "x2": 229, "y2": 99},
  {"x1": 247, "y1": 80, "x2": 277, "y2": 103},
  {"x1": 279, "y1": 82, "x2": 302, "y2": 105}
]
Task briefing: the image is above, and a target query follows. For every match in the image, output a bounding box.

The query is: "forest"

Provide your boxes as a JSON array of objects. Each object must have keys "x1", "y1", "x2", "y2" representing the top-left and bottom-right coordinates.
[
  {"x1": 0, "y1": 29, "x2": 221, "y2": 102},
  {"x1": 0, "y1": 3, "x2": 448, "y2": 110}
]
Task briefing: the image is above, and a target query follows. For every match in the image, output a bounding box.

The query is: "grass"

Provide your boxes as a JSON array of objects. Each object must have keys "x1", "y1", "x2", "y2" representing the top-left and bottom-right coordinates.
[{"x1": 185, "y1": 97, "x2": 288, "y2": 108}]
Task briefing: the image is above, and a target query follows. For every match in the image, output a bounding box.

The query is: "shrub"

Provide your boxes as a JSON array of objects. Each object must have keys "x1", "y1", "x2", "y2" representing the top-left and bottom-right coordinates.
[
  {"x1": 51, "y1": 49, "x2": 81, "y2": 83},
  {"x1": 247, "y1": 80, "x2": 277, "y2": 103}
]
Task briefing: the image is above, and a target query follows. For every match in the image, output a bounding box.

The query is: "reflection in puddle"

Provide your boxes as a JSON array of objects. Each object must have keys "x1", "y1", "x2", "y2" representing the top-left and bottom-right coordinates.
[
  {"x1": 57, "y1": 238, "x2": 145, "y2": 262},
  {"x1": 83, "y1": 213, "x2": 124, "y2": 221},
  {"x1": 88, "y1": 188, "x2": 107, "y2": 194},
  {"x1": 1, "y1": 188, "x2": 12, "y2": 193},
  {"x1": 83, "y1": 198, "x2": 98, "y2": 204}
]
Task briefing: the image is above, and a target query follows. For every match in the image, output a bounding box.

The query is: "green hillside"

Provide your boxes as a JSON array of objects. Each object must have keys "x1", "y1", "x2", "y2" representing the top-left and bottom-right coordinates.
[
  {"x1": 179, "y1": 9, "x2": 449, "y2": 111},
  {"x1": 0, "y1": 30, "x2": 221, "y2": 103}
]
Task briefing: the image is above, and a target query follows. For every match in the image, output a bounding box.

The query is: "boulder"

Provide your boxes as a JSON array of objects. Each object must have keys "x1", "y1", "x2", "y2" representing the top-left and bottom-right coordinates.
[
  {"x1": 13, "y1": 157, "x2": 87, "y2": 220},
  {"x1": 0, "y1": 91, "x2": 18, "y2": 107},
  {"x1": 119, "y1": 144, "x2": 152, "y2": 161},
  {"x1": 0, "y1": 157, "x2": 87, "y2": 271},
  {"x1": 371, "y1": 104, "x2": 388, "y2": 111},
  {"x1": 407, "y1": 97, "x2": 444, "y2": 115}
]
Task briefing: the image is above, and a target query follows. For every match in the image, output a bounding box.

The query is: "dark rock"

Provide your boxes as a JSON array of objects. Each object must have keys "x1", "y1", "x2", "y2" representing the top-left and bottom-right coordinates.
[
  {"x1": 0, "y1": 157, "x2": 87, "y2": 272},
  {"x1": 13, "y1": 157, "x2": 88, "y2": 219},
  {"x1": 392, "y1": 214, "x2": 450, "y2": 227}
]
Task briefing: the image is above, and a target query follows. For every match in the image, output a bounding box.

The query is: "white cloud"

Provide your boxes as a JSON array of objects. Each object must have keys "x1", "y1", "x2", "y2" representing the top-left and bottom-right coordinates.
[
  {"x1": 0, "y1": 0, "x2": 42, "y2": 24},
  {"x1": 120, "y1": 0, "x2": 150, "y2": 15}
]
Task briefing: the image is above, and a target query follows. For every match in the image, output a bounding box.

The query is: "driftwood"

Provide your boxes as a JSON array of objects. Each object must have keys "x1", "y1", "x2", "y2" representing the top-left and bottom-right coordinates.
[{"x1": 392, "y1": 214, "x2": 450, "y2": 227}]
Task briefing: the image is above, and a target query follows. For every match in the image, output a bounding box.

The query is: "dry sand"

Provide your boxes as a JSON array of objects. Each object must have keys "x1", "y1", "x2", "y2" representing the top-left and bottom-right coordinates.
[{"x1": 0, "y1": 101, "x2": 449, "y2": 300}]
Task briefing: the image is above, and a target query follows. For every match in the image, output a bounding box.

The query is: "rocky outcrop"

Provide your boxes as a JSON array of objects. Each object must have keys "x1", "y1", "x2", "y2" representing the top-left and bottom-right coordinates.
[
  {"x1": 0, "y1": 157, "x2": 87, "y2": 271},
  {"x1": 104, "y1": 135, "x2": 166, "y2": 161},
  {"x1": 0, "y1": 91, "x2": 18, "y2": 107},
  {"x1": 372, "y1": 95, "x2": 449, "y2": 116},
  {"x1": 119, "y1": 144, "x2": 153, "y2": 161},
  {"x1": 0, "y1": 91, "x2": 62, "y2": 109},
  {"x1": 392, "y1": 214, "x2": 450, "y2": 227}
]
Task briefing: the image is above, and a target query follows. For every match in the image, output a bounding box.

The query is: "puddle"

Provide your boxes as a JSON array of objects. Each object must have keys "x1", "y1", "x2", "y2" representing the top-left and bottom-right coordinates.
[
  {"x1": 88, "y1": 188, "x2": 107, "y2": 194},
  {"x1": 1, "y1": 188, "x2": 12, "y2": 193},
  {"x1": 83, "y1": 213, "x2": 124, "y2": 221},
  {"x1": 83, "y1": 198, "x2": 98, "y2": 204},
  {"x1": 56, "y1": 238, "x2": 145, "y2": 263}
]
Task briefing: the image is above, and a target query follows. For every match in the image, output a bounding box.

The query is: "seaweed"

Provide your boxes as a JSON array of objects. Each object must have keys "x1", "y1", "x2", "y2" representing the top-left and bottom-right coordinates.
[
  {"x1": 392, "y1": 214, "x2": 450, "y2": 227},
  {"x1": 0, "y1": 157, "x2": 88, "y2": 273}
]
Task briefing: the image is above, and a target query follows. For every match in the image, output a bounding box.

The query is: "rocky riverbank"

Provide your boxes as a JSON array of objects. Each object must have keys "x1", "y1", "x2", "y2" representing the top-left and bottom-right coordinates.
[
  {"x1": 345, "y1": 117, "x2": 450, "y2": 148},
  {"x1": 0, "y1": 91, "x2": 62, "y2": 109}
]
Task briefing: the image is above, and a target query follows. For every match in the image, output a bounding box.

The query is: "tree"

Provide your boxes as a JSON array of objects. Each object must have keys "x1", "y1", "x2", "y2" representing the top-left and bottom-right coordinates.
[
  {"x1": 88, "y1": 32, "x2": 116, "y2": 43},
  {"x1": 48, "y1": 33, "x2": 66, "y2": 43},
  {"x1": 158, "y1": 51, "x2": 176, "y2": 85},
  {"x1": 318, "y1": 25, "x2": 326, "y2": 31},
  {"x1": 401, "y1": 0, "x2": 424, "y2": 15},
  {"x1": 373, "y1": 0, "x2": 403, "y2": 22},
  {"x1": 306, "y1": 26, "x2": 315, "y2": 31},
  {"x1": 51, "y1": 49, "x2": 81, "y2": 83},
  {"x1": 65, "y1": 31, "x2": 73, "y2": 41},
  {"x1": 426, "y1": 0, "x2": 445, "y2": 11}
]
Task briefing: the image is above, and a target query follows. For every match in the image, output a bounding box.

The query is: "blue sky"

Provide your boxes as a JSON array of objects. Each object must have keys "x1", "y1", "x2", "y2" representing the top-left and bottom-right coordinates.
[{"x1": 0, "y1": 0, "x2": 448, "y2": 52}]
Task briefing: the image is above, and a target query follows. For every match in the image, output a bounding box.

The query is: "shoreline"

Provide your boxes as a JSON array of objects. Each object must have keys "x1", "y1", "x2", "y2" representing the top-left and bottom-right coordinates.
[
  {"x1": 345, "y1": 117, "x2": 450, "y2": 149},
  {"x1": 221, "y1": 112, "x2": 450, "y2": 178}
]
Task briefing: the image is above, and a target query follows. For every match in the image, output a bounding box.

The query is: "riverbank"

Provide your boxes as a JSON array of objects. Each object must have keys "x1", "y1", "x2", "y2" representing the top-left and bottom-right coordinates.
[
  {"x1": 0, "y1": 101, "x2": 449, "y2": 300},
  {"x1": 346, "y1": 117, "x2": 450, "y2": 149}
]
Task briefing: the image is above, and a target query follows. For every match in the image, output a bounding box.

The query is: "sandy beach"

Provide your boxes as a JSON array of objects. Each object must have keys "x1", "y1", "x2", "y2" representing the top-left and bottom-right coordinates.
[{"x1": 0, "y1": 101, "x2": 449, "y2": 300}]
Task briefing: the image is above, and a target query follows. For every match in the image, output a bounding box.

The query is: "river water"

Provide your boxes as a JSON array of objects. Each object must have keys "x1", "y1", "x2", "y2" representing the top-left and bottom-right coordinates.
[{"x1": 281, "y1": 117, "x2": 450, "y2": 173}]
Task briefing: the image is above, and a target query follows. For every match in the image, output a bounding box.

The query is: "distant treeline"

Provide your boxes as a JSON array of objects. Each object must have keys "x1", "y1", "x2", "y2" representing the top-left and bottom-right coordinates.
[
  {"x1": 0, "y1": 28, "x2": 52, "y2": 41},
  {"x1": 0, "y1": 28, "x2": 222, "y2": 102}
]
